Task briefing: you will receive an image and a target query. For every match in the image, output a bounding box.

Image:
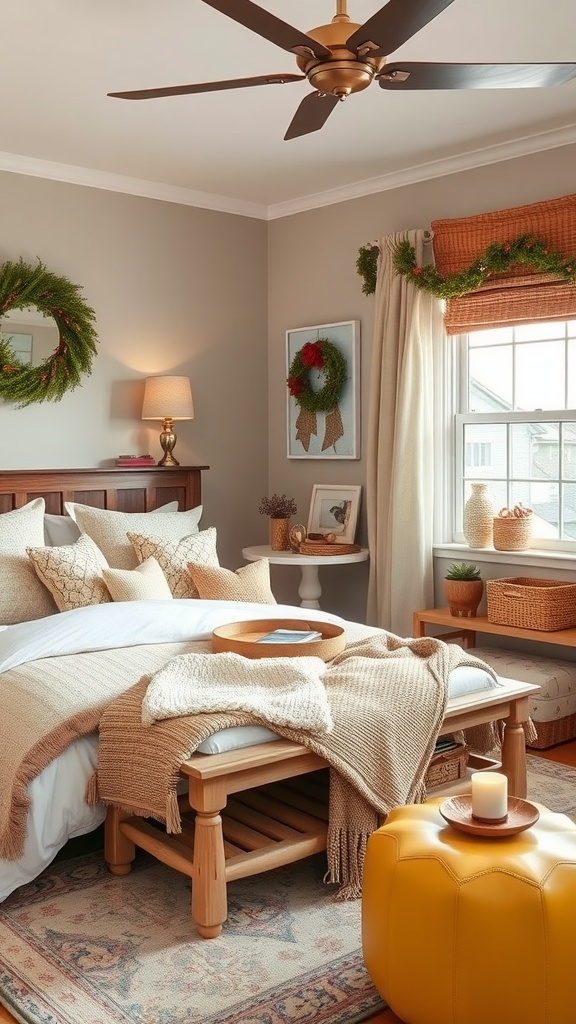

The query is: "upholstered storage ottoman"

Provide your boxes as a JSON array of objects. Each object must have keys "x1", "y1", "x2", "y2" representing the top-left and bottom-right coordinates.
[
  {"x1": 362, "y1": 798, "x2": 576, "y2": 1024},
  {"x1": 472, "y1": 645, "x2": 576, "y2": 749}
]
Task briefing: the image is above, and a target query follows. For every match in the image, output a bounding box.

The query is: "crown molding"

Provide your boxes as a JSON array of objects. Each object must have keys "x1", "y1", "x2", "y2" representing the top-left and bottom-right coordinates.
[
  {"x1": 1, "y1": 122, "x2": 576, "y2": 223},
  {"x1": 266, "y1": 123, "x2": 576, "y2": 220},
  {"x1": 0, "y1": 150, "x2": 269, "y2": 221}
]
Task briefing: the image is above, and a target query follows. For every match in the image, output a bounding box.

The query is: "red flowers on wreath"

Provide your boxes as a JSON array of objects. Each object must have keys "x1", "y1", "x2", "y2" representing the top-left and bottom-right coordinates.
[
  {"x1": 300, "y1": 341, "x2": 324, "y2": 369},
  {"x1": 288, "y1": 376, "x2": 303, "y2": 397}
]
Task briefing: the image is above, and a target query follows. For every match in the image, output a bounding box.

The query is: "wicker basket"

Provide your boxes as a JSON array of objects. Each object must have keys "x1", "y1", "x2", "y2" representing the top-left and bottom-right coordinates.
[
  {"x1": 299, "y1": 541, "x2": 361, "y2": 556},
  {"x1": 486, "y1": 577, "x2": 576, "y2": 631},
  {"x1": 493, "y1": 515, "x2": 532, "y2": 551},
  {"x1": 425, "y1": 742, "x2": 468, "y2": 789}
]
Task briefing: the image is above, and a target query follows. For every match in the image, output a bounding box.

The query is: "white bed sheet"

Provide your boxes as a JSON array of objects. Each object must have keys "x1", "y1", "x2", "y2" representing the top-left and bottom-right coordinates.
[{"x1": 0, "y1": 603, "x2": 499, "y2": 903}]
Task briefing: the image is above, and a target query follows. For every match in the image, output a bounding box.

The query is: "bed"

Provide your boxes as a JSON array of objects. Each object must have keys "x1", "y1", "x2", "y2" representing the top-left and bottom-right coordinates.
[{"x1": 0, "y1": 467, "x2": 538, "y2": 931}]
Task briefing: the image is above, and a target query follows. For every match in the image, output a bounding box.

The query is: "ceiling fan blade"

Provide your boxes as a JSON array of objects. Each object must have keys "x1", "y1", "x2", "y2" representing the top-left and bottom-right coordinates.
[
  {"x1": 108, "y1": 73, "x2": 305, "y2": 100},
  {"x1": 284, "y1": 92, "x2": 340, "y2": 141},
  {"x1": 199, "y1": 0, "x2": 331, "y2": 59},
  {"x1": 377, "y1": 62, "x2": 576, "y2": 90},
  {"x1": 346, "y1": 0, "x2": 456, "y2": 59}
]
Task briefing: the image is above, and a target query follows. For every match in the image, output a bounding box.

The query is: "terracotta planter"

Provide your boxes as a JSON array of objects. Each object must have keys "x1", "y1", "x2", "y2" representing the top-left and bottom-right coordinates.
[
  {"x1": 270, "y1": 517, "x2": 291, "y2": 551},
  {"x1": 444, "y1": 579, "x2": 484, "y2": 618}
]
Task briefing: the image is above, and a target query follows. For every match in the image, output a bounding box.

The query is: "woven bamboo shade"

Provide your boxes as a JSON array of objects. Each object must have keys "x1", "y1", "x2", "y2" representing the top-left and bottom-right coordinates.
[{"x1": 431, "y1": 193, "x2": 576, "y2": 334}]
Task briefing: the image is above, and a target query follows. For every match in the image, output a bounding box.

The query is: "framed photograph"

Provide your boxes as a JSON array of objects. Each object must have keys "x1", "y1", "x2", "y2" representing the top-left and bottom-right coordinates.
[
  {"x1": 286, "y1": 320, "x2": 360, "y2": 459},
  {"x1": 307, "y1": 484, "x2": 362, "y2": 545}
]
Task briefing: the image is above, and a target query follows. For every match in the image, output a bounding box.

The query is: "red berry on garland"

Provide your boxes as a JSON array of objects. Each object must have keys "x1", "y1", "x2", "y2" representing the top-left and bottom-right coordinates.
[{"x1": 412, "y1": 267, "x2": 422, "y2": 276}]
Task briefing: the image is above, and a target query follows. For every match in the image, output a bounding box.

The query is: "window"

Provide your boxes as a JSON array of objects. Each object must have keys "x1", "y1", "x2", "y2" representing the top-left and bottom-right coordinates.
[{"x1": 455, "y1": 319, "x2": 576, "y2": 548}]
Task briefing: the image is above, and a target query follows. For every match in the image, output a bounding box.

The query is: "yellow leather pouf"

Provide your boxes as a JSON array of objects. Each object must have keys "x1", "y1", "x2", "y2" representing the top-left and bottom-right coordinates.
[{"x1": 362, "y1": 798, "x2": 576, "y2": 1024}]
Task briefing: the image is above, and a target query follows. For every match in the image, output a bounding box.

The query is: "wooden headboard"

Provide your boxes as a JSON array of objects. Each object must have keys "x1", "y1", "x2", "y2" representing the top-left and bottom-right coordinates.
[{"x1": 0, "y1": 466, "x2": 208, "y2": 515}]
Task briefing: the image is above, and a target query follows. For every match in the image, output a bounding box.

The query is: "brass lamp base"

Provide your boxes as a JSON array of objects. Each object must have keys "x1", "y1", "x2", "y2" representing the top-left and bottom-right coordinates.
[{"x1": 157, "y1": 418, "x2": 180, "y2": 467}]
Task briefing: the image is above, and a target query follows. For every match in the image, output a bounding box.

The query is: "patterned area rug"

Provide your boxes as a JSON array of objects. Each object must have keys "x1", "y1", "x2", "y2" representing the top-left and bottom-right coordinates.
[
  {"x1": 1, "y1": 755, "x2": 575, "y2": 1024},
  {"x1": 0, "y1": 852, "x2": 385, "y2": 1024}
]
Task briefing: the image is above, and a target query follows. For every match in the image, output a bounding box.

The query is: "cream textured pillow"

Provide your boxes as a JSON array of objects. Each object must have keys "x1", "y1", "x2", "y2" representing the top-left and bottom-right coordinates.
[
  {"x1": 0, "y1": 498, "x2": 58, "y2": 624},
  {"x1": 102, "y1": 557, "x2": 173, "y2": 602},
  {"x1": 64, "y1": 501, "x2": 201, "y2": 569},
  {"x1": 27, "y1": 533, "x2": 111, "y2": 612},
  {"x1": 188, "y1": 558, "x2": 277, "y2": 604},
  {"x1": 127, "y1": 528, "x2": 219, "y2": 598}
]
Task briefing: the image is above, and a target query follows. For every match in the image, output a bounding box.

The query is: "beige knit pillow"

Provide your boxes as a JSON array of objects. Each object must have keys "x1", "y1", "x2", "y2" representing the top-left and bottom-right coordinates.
[
  {"x1": 102, "y1": 557, "x2": 173, "y2": 602},
  {"x1": 188, "y1": 558, "x2": 276, "y2": 604},
  {"x1": 27, "y1": 533, "x2": 111, "y2": 612},
  {"x1": 127, "y1": 527, "x2": 219, "y2": 598},
  {"x1": 0, "y1": 498, "x2": 58, "y2": 624},
  {"x1": 64, "y1": 502, "x2": 202, "y2": 569}
]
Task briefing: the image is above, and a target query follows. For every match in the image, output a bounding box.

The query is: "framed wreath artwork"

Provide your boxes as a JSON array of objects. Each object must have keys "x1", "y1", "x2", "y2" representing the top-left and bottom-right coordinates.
[{"x1": 286, "y1": 320, "x2": 360, "y2": 459}]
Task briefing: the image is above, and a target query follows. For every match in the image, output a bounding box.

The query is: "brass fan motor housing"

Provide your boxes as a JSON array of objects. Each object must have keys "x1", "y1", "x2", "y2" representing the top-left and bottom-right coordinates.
[{"x1": 296, "y1": 17, "x2": 385, "y2": 97}]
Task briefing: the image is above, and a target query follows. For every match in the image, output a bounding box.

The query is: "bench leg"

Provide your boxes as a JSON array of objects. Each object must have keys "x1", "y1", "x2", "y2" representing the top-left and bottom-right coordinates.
[
  {"x1": 500, "y1": 696, "x2": 529, "y2": 799},
  {"x1": 192, "y1": 807, "x2": 227, "y2": 939},
  {"x1": 104, "y1": 805, "x2": 135, "y2": 875}
]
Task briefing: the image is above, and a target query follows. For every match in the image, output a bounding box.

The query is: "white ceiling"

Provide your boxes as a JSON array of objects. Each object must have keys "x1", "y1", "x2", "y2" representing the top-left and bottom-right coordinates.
[{"x1": 2, "y1": 0, "x2": 576, "y2": 219}]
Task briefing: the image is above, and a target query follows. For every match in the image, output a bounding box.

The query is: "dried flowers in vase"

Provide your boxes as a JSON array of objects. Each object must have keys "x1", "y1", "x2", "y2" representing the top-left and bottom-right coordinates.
[{"x1": 259, "y1": 494, "x2": 297, "y2": 551}]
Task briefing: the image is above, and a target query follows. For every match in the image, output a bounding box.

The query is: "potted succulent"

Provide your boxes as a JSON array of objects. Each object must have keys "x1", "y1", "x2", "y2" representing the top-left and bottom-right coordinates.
[
  {"x1": 259, "y1": 493, "x2": 298, "y2": 551},
  {"x1": 444, "y1": 561, "x2": 484, "y2": 618}
]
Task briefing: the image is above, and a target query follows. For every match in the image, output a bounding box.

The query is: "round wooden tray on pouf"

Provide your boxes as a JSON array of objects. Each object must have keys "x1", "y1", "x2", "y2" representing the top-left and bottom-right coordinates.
[{"x1": 212, "y1": 618, "x2": 346, "y2": 661}]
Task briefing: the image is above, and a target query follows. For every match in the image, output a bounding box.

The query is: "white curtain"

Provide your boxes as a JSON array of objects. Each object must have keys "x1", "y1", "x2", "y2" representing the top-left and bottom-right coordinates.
[{"x1": 366, "y1": 228, "x2": 446, "y2": 637}]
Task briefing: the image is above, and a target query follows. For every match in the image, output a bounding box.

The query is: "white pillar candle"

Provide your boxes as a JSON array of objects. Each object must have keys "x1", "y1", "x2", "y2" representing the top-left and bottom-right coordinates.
[{"x1": 471, "y1": 771, "x2": 508, "y2": 821}]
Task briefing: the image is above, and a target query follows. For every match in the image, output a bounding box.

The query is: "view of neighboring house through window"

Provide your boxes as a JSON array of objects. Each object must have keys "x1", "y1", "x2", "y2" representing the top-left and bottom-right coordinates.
[{"x1": 455, "y1": 319, "x2": 576, "y2": 548}]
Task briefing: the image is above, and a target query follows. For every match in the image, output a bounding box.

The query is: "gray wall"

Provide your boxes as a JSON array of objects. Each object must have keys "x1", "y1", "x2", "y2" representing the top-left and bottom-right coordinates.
[{"x1": 0, "y1": 171, "x2": 268, "y2": 571}]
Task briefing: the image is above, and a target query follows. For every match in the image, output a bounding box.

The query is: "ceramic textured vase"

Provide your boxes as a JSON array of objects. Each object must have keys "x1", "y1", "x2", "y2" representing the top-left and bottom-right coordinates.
[
  {"x1": 463, "y1": 483, "x2": 494, "y2": 548},
  {"x1": 270, "y1": 517, "x2": 291, "y2": 551}
]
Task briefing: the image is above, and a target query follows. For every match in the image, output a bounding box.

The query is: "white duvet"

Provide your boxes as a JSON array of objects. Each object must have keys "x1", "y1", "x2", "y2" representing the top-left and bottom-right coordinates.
[
  {"x1": 0, "y1": 600, "x2": 497, "y2": 902},
  {"x1": 0, "y1": 600, "x2": 346, "y2": 902}
]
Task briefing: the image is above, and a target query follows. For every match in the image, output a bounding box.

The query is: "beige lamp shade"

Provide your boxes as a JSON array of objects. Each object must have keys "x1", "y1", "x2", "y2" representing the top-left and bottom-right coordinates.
[{"x1": 141, "y1": 376, "x2": 194, "y2": 422}]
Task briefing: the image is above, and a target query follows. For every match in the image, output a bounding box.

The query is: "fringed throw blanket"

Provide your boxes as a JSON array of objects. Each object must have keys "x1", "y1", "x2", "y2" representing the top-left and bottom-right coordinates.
[{"x1": 93, "y1": 632, "x2": 498, "y2": 898}]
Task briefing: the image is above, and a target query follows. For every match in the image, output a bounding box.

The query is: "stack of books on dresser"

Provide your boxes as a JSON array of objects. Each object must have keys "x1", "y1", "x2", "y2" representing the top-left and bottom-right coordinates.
[{"x1": 115, "y1": 455, "x2": 156, "y2": 467}]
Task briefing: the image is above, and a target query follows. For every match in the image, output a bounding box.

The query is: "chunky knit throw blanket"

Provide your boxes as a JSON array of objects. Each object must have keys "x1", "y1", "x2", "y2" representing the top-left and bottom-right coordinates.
[{"x1": 93, "y1": 631, "x2": 498, "y2": 898}]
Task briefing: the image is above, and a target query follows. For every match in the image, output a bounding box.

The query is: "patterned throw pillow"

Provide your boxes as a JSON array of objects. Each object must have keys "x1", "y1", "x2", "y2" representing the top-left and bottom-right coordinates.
[
  {"x1": 102, "y1": 557, "x2": 173, "y2": 602},
  {"x1": 27, "y1": 533, "x2": 111, "y2": 612},
  {"x1": 0, "y1": 498, "x2": 58, "y2": 624},
  {"x1": 187, "y1": 558, "x2": 276, "y2": 604},
  {"x1": 127, "y1": 528, "x2": 219, "y2": 598},
  {"x1": 64, "y1": 502, "x2": 202, "y2": 569}
]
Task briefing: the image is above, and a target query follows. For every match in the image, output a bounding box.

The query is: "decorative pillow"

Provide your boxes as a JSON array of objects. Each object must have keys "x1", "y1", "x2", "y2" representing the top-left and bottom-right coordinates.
[
  {"x1": 0, "y1": 498, "x2": 58, "y2": 624},
  {"x1": 44, "y1": 500, "x2": 178, "y2": 548},
  {"x1": 127, "y1": 527, "x2": 219, "y2": 598},
  {"x1": 64, "y1": 501, "x2": 201, "y2": 569},
  {"x1": 102, "y1": 557, "x2": 173, "y2": 602},
  {"x1": 27, "y1": 533, "x2": 111, "y2": 612},
  {"x1": 188, "y1": 558, "x2": 276, "y2": 604}
]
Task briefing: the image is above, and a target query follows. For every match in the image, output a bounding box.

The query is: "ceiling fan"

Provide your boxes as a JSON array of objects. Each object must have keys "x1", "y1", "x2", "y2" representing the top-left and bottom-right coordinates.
[{"x1": 108, "y1": 0, "x2": 576, "y2": 141}]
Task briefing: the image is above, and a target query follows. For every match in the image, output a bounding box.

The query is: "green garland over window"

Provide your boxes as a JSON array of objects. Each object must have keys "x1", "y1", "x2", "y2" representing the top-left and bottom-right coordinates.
[
  {"x1": 356, "y1": 234, "x2": 576, "y2": 299},
  {"x1": 0, "y1": 258, "x2": 98, "y2": 406},
  {"x1": 287, "y1": 338, "x2": 347, "y2": 413}
]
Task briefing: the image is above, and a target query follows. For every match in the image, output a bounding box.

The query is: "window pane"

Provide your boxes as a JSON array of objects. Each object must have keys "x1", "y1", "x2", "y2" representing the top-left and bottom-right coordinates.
[
  {"x1": 569, "y1": 338, "x2": 576, "y2": 408},
  {"x1": 516, "y1": 341, "x2": 564, "y2": 410},
  {"x1": 469, "y1": 346, "x2": 512, "y2": 409},
  {"x1": 562, "y1": 424, "x2": 576, "y2": 481},
  {"x1": 515, "y1": 322, "x2": 565, "y2": 341},
  {"x1": 463, "y1": 423, "x2": 507, "y2": 477},
  {"x1": 469, "y1": 327, "x2": 512, "y2": 347},
  {"x1": 564, "y1": 483, "x2": 576, "y2": 539}
]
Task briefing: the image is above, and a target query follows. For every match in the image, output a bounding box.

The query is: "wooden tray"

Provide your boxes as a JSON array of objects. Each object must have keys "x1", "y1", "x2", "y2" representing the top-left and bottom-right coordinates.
[
  {"x1": 212, "y1": 618, "x2": 346, "y2": 661},
  {"x1": 299, "y1": 541, "x2": 361, "y2": 556}
]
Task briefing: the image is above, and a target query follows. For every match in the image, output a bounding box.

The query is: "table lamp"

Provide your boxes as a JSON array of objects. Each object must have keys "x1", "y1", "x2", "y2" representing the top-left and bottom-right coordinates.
[{"x1": 141, "y1": 375, "x2": 194, "y2": 466}]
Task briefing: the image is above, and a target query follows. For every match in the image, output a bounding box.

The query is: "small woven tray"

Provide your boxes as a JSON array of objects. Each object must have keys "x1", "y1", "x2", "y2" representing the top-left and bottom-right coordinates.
[
  {"x1": 299, "y1": 541, "x2": 361, "y2": 556},
  {"x1": 425, "y1": 742, "x2": 468, "y2": 789}
]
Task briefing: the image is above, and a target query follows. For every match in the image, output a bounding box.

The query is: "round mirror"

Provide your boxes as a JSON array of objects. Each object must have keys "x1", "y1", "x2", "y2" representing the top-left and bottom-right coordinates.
[{"x1": 0, "y1": 259, "x2": 98, "y2": 406}]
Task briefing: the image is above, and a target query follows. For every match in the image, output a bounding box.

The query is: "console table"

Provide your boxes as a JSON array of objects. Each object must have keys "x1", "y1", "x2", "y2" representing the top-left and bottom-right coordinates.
[
  {"x1": 413, "y1": 607, "x2": 576, "y2": 650},
  {"x1": 242, "y1": 544, "x2": 369, "y2": 609}
]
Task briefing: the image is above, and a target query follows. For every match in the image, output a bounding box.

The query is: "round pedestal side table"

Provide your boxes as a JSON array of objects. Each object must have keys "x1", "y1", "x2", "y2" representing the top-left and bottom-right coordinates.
[{"x1": 241, "y1": 544, "x2": 369, "y2": 610}]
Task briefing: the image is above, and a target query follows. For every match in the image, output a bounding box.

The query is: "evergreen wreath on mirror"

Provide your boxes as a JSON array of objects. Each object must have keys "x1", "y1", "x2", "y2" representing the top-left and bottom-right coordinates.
[
  {"x1": 356, "y1": 234, "x2": 576, "y2": 298},
  {"x1": 287, "y1": 338, "x2": 348, "y2": 453},
  {"x1": 0, "y1": 258, "x2": 98, "y2": 406}
]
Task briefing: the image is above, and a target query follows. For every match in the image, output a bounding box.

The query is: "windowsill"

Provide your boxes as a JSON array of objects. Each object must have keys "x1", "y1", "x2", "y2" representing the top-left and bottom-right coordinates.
[{"x1": 434, "y1": 543, "x2": 576, "y2": 574}]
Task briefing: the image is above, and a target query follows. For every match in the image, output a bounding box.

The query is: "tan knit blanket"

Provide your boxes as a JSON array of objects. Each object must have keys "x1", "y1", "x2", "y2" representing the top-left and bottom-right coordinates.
[
  {"x1": 93, "y1": 631, "x2": 498, "y2": 897},
  {"x1": 0, "y1": 640, "x2": 205, "y2": 861}
]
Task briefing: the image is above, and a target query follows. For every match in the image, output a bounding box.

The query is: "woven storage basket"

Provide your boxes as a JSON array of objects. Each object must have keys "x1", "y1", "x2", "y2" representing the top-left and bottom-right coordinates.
[
  {"x1": 493, "y1": 515, "x2": 532, "y2": 551},
  {"x1": 299, "y1": 541, "x2": 361, "y2": 556},
  {"x1": 425, "y1": 742, "x2": 468, "y2": 789},
  {"x1": 486, "y1": 577, "x2": 576, "y2": 631}
]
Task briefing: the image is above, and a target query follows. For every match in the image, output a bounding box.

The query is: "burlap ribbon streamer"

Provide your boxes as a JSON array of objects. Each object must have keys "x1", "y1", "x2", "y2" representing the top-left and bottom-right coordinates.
[{"x1": 295, "y1": 405, "x2": 344, "y2": 453}]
